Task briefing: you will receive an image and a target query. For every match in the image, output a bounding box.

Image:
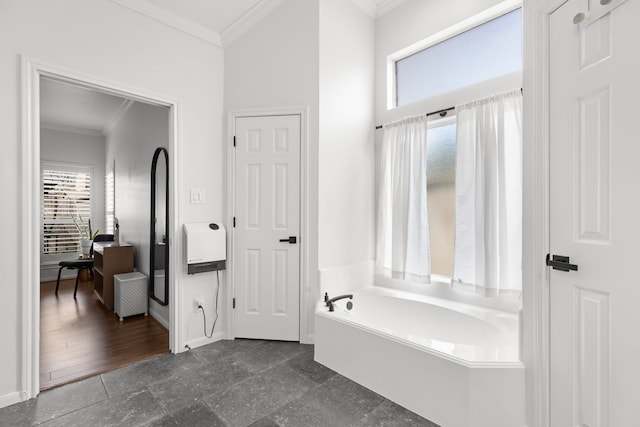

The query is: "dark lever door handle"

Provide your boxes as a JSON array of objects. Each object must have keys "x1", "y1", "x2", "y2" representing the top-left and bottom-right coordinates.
[
  {"x1": 546, "y1": 254, "x2": 578, "y2": 272},
  {"x1": 279, "y1": 236, "x2": 297, "y2": 244}
]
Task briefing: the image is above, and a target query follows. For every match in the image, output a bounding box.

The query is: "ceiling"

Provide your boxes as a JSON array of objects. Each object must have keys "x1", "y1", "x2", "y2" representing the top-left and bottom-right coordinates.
[{"x1": 40, "y1": 78, "x2": 131, "y2": 135}]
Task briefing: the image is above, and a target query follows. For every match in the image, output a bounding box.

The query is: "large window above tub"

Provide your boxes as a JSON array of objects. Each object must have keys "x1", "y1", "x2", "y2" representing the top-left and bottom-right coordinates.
[{"x1": 389, "y1": 2, "x2": 522, "y2": 109}]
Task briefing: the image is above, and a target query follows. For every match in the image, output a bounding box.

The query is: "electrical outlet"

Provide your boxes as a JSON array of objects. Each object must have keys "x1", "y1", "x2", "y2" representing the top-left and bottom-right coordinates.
[{"x1": 194, "y1": 296, "x2": 204, "y2": 312}]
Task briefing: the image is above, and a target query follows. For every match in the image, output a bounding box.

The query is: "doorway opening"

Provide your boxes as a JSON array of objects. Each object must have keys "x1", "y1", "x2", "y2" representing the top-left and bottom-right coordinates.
[{"x1": 22, "y1": 58, "x2": 181, "y2": 398}]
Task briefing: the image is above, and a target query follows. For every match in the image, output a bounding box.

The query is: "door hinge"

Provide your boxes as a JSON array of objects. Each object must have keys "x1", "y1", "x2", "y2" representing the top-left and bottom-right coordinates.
[
  {"x1": 233, "y1": 136, "x2": 236, "y2": 147},
  {"x1": 233, "y1": 217, "x2": 236, "y2": 228},
  {"x1": 232, "y1": 298, "x2": 236, "y2": 309}
]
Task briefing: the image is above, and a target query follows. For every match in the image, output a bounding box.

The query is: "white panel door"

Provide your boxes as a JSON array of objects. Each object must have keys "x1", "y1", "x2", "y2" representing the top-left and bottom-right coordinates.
[
  {"x1": 234, "y1": 115, "x2": 300, "y2": 341},
  {"x1": 550, "y1": 1, "x2": 640, "y2": 426}
]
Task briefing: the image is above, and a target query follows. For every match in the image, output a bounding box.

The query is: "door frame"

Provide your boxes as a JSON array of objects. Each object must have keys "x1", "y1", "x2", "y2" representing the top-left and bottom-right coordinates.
[
  {"x1": 523, "y1": 0, "x2": 567, "y2": 426},
  {"x1": 226, "y1": 107, "x2": 311, "y2": 344},
  {"x1": 21, "y1": 56, "x2": 183, "y2": 400}
]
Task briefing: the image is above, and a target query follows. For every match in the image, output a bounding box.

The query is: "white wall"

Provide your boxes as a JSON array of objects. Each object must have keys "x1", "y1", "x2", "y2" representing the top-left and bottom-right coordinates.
[
  {"x1": 0, "y1": 0, "x2": 223, "y2": 405},
  {"x1": 105, "y1": 101, "x2": 170, "y2": 326},
  {"x1": 39, "y1": 127, "x2": 106, "y2": 281},
  {"x1": 318, "y1": 0, "x2": 375, "y2": 269},
  {"x1": 224, "y1": 0, "x2": 320, "y2": 340},
  {"x1": 225, "y1": 0, "x2": 376, "y2": 340}
]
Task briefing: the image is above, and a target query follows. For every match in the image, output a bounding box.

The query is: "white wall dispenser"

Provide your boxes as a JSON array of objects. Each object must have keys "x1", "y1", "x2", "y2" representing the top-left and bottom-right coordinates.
[{"x1": 184, "y1": 222, "x2": 226, "y2": 274}]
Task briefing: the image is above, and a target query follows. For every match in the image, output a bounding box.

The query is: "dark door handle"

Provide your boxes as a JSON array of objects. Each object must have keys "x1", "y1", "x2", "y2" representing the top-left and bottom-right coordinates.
[
  {"x1": 546, "y1": 254, "x2": 578, "y2": 272},
  {"x1": 279, "y1": 236, "x2": 297, "y2": 244}
]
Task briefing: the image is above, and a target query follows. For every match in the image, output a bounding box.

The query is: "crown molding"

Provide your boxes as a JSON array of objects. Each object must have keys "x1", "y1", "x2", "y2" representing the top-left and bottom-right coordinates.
[
  {"x1": 111, "y1": 0, "x2": 223, "y2": 48},
  {"x1": 350, "y1": 0, "x2": 377, "y2": 18},
  {"x1": 375, "y1": 0, "x2": 408, "y2": 17},
  {"x1": 220, "y1": 0, "x2": 287, "y2": 47},
  {"x1": 111, "y1": 0, "x2": 408, "y2": 50},
  {"x1": 350, "y1": 0, "x2": 407, "y2": 18},
  {"x1": 41, "y1": 122, "x2": 104, "y2": 138},
  {"x1": 103, "y1": 99, "x2": 135, "y2": 136}
]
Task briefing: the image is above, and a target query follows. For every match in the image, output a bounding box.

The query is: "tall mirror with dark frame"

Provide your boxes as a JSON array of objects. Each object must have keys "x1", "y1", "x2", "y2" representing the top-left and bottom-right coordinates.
[{"x1": 150, "y1": 147, "x2": 169, "y2": 306}]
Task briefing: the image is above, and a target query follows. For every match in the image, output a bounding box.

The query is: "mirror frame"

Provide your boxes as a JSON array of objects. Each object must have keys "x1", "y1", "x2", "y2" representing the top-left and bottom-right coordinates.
[{"x1": 150, "y1": 146, "x2": 169, "y2": 306}]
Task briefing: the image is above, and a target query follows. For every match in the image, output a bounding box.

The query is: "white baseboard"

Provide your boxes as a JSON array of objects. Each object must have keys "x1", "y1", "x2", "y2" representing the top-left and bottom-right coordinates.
[
  {"x1": 183, "y1": 331, "x2": 225, "y2": 351},
  {"x1": 40, "y1": 267, "x2": 76, "y2": 283},
  {"x1": 149, "y1": 308, "x2": 170, "y2": 329},
  {"x1": 301, "y1": 333, "x2": 314, "y2": 345},
  {"x1": 0, "y1": 391, "x2": 25, "y2": 409}
]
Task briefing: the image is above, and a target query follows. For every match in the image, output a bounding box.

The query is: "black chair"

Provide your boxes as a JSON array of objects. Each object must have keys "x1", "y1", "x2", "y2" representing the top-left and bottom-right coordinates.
[{"x1": 55, "y1": 234, "x2": 114, "y2": 298}]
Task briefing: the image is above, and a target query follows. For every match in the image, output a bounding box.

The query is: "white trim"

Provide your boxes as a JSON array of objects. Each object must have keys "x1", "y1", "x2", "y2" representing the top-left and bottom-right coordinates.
[
  {"x1": 226, "y1": 107, "x2": 311, "y2": 344},
  {"x1": 110, "y1": 0, "x2": 223, "y2": 48},
  {"x1": 184, "y1": 332, "x2": 225, "y2": 350},
  {"x1": 21, "y1": 57, "x2": 40, "y2": 402},
  {"x1": 40, "y1": 122, "x2": 103, "y2": 137},
  {"x1": 21, "y1": 56, "x2": 183, "y2": 400},
  {"x1": 220, "y1": 0, "x2": 287, "y2": 47},
  {"x1": 375, "y1": 0, "x2": 408, "y2": 17},
  {"x1": 102, "y1": 99, "x2": 134, "y2": 136},
  {"x1": 349, "y1": 0, "x2": 408, "y2": 18},
  {"x1": 0, "y1": 392, "x2": 24, "y2": 408},
  {"x1": 386, "y1": 0, "x2": 522, "y2": 110},
  {"x1": 149, "y1": 308, "x2": 170, "y2": 330},
  {"x1": 350, "y1": 0, "x2": 377, "y2": 18},
  {"x1": 523, "y1": 0, "x2": 565, "y2": 426}
]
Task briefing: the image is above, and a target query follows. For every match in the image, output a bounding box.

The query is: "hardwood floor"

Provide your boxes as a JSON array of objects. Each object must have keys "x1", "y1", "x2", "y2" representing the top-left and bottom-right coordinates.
[{"x1": 40, "y1": 276, "x2": 169, "y2": 391}]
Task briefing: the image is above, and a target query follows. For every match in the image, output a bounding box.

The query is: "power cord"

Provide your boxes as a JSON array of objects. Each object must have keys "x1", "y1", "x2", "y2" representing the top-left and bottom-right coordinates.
[{"x1": 198, "y1": 270, "x2": 220, "y2": 339}]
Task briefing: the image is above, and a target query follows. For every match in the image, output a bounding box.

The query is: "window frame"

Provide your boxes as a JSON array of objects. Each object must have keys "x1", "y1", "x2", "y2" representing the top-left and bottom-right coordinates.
[
  {"x1": 40, "y1": 161, "x2": 95, "y2": 262},
  {"x1": 386, "y1": 0, "x2": 522, "y2": 111}
]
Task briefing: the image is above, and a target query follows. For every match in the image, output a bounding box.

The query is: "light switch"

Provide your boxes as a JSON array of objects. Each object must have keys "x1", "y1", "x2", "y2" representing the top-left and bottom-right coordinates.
[{"x1": 190, "y1": 188, "x2": 205, "y2": 204}]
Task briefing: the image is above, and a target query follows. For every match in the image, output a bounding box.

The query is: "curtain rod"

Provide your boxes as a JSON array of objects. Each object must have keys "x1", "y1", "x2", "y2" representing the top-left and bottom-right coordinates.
[
  {"x1": 375, "y1": 88, "x2": 523, "y2": 130},
  {"x1": 375, "y1": 106, "x2": 454, "y2": 130}
]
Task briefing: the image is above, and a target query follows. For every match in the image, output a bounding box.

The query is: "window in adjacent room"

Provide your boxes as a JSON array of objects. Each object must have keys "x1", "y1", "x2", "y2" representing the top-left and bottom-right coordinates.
[
  {"x1": 105, "y1": 163, "x2": 115, "y2": 234},
  {"x1": 41, "y1": 162, "x2": 93, "y2": 255}
]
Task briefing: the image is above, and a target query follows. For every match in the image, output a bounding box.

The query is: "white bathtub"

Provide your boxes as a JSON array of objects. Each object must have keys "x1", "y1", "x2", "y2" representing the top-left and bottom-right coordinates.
[{"x1": 314, "y1": 286, "x2": 524, "y2": 427}]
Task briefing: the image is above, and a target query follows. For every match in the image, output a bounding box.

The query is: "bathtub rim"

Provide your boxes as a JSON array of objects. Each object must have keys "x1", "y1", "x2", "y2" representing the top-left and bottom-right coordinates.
[
  {"x1": 316, "y1": 286, "x2": 523, "y2": 369},
  {"x1": 333, "y1": 285, "x2": 520, "y2": 332}
]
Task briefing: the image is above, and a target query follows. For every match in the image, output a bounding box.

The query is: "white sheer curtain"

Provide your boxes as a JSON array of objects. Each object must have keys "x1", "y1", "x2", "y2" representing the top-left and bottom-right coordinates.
[
  {"x1": 376, "y1": 116, "x2": 430, "y2": 283},
  {"x1": 453, "y1": 90, "x2": 522, "y2": 297}
]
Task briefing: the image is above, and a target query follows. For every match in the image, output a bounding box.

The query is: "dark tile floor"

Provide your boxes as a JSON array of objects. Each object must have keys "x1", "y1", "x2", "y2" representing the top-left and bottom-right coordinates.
[{"x1": 0, "y1": 340, "x2": 439, "y2": 427}]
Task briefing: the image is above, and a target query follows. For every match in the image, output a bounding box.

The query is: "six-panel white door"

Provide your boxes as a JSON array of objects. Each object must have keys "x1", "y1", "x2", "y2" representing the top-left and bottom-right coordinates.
[
  {"x1": 550, "y1": 0, "x2": 640, "y2": 425},
  {"x1": 233, "y1": 115, "x2": 301, "y2": 341}
]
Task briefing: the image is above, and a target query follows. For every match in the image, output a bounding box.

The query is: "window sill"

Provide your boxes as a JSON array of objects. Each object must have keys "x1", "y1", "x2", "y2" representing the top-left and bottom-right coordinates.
[{"x1": 374, "y1": 273, "x2": 522, "y2": 314}]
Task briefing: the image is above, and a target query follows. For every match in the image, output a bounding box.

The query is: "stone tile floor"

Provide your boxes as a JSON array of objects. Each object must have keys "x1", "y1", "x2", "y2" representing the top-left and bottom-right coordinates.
[{"x1": 0, "y1": 340, "x2": 439, "y2": 427}]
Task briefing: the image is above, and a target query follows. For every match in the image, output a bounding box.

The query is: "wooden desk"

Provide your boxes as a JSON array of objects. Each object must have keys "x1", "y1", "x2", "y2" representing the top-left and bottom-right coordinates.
[{"x1": 93, "y1": 242, "x2": 134, "y2": 310}]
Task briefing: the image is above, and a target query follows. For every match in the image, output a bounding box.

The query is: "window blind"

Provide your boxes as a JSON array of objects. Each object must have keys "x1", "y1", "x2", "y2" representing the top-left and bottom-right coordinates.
[
  {"x1": 105, "y1": 168, "x2": 115, "y2": 234},
  {"x1": 42, "y1": 167, "x2": 92, "y2": 255}
]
